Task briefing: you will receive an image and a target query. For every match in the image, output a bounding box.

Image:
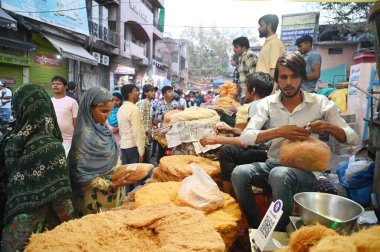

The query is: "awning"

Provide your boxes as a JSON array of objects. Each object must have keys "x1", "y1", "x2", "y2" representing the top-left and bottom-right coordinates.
[
  {"x1": 0, "y1": 37, "x2": 36, "y2": 51},
  {"x1": 0, "y1": 8, "x2": 17, "y2": 31},
  {"x1": 44, "y1": 35, "x2": 98, "y2": 65}
]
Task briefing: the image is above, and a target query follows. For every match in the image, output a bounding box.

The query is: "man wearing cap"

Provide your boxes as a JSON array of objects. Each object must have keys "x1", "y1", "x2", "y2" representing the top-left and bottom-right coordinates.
[
  {"x1": 136, "y1": 84, "x2": 156, "y2": 163},
  {"x1": 295, "y1": 34, "x2": 322, "y2": 93},
  {"x1": 0, "y1": 81, "x2": 12, "y2": 121}
]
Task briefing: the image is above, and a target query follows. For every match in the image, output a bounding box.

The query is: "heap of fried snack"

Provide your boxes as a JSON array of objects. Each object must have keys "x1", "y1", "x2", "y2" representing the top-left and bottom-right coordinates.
[
  {"x1": 25, "y1": 203, "x2": 225, "y2": 252},
  {"x1": 111, "y1": 163, "x2": 154, "y2": 181},
  {"x1": 275, "y1": 224, "x2": 380, "y2": 252},
  {"x1": 155, "y1": 155, "x2": 221, "y2": 182},
  {"x1": 219, "y1": 82, "x2": 237, "y2": 97},
  {"x1": 164, "y1": 107, "x2": 220, "y2": 127},
  {"x1": 135, "y1": 181, "x2": 241, "y2": 250},
  {"x1": 215, "y1": 96, "x2": 240, "y2": 110},
  {"x1": 235, "y1": 103, "x2": 250, "y2": 130}
]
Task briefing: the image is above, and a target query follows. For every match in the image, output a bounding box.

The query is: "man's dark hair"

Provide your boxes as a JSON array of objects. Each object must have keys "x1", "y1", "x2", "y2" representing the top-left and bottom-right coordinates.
[
  {"x1": 51, "y1": 76, "x2": 67, "y2": 86},
  {"x1": 246, "y1": 72, "x2": 274, "y2": 98},
  {"x1": 232, "y1": 36, "x2": 250, "y2": 49},
  {"x1": 161, "y1": 86, "x2": 173, "y2": 95},
  {"x1": 258, "y1": 14, "x2": 279, "y2": 33},
  {"x1": 121, "y1": 84, "x2": 139, "y2": 100},
  {"x1": 295, "y1": 35, "x2": 313, "y2": 46},
  {"x1": 67, "y1": 81, "x2": 76, "y2": 91},
  {"x1": 274, "y1": 54, "x2": 307, "y2": 83}
]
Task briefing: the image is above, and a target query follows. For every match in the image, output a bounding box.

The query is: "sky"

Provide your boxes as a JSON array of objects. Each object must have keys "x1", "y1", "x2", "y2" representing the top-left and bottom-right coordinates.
[{"x1": 164, "y1": 0, "x2": 325, "y2": 43}]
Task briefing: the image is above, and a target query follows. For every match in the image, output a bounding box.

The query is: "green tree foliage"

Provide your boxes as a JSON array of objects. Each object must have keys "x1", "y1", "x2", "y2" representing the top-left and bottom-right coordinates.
[
  {"x1": 319, "y1": 2, "x2": 373, "y2": 24},
  {"x1": 180, "y1": 26, "x2": 257, "y2": 79}
]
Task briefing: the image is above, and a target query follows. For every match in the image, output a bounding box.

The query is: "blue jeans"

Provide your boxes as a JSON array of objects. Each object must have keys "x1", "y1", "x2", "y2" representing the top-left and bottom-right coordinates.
[
  {"x1": 0, "y1": 108, "x2": 11, "y2": 121},
  {"x1": 231, "y1": 160, "x2": 317, "y2": 231}
]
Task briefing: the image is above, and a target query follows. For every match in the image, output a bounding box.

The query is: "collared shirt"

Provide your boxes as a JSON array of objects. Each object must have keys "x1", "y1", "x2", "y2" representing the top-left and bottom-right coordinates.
[
  {"x1": 117, "y1": 101, "x2": 145, "y2": 156},
  {"x1": 155, "y1": 99, "x2": 176, "y2": 126},
  {"x1": 241, "y1": 91, "x2": 359, "y2": 164},
  {"x1": 302, "y1": 51, "x2": 322, "y2": 92},
  {"x1": 239, "y1": 49, "x2": 258, "y2": 97},
  {"x1": 256, "y1": 34, "x2": 285, "y2": 74},
  {"x1": 136, "y1": 98, "x2": 152, "y2": 146}
]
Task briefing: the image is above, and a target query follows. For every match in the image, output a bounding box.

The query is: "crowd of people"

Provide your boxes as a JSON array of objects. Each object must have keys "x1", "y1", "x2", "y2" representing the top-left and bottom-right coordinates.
[{"x1": 0, "y1": 13, "x2": 359, "y2": 252}]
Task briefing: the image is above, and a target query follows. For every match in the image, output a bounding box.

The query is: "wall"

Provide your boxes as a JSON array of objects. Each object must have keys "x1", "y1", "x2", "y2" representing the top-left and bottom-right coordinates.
[{"x1": 316, "y1": 44, "x2": 356, "y2": 72}]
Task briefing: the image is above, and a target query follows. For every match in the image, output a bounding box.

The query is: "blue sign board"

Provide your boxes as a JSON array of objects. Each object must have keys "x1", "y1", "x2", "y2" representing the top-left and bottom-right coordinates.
[{"x1": 1, "y1": 0, "x2": 89, "y2": 35}]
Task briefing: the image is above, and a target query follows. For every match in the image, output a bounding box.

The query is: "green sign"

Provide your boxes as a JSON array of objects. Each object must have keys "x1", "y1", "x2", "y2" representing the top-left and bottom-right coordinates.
[{"x1": 0, "y1": 53, "x2": 31, "y2": 66}]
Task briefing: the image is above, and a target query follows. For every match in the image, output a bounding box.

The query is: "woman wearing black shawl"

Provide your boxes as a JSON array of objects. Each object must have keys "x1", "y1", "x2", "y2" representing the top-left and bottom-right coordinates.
[{"x1": 0, "y1": 84, "x2": 74, "y2": 251}]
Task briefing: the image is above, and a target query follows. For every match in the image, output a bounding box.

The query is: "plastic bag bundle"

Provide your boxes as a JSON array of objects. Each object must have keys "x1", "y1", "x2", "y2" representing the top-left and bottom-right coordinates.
[{"x1": 178, "y1": 164, "x2": 225, "y2": 212}]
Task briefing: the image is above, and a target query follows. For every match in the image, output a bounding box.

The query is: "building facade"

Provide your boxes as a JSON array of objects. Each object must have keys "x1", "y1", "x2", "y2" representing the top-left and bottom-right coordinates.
[{"x1": 0, "y1": 0, "x2": 166, "y2": 94}]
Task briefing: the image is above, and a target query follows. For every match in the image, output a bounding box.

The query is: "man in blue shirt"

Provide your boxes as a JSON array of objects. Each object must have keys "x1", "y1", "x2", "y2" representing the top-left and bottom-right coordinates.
[{"x1": 295, "y1": 35, "x2": 322, "y2": 93}]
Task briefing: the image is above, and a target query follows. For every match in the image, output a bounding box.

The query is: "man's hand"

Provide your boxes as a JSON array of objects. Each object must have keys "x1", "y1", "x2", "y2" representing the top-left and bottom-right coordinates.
[
  {"x1": 139, "y1": 155, "x2": 144, "y2": 163},
  {"x1": 280, "y1": 125, "x2": 311, "y2": 141},
  {"x1": 200, "y1": 136, "x2": 220, "y2": 146},
  {"x1": 309, "y1": 120, "x2": 329, "y2": 135},
  {"x1": 111, "y1": 127, "x2": 119, "y2": 134},
  {"x1": 215, "y1": 125, "x2": 241, "y2": 135}
]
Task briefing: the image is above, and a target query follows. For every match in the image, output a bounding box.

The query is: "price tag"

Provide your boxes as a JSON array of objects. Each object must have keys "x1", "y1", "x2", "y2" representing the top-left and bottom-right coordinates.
[{"x1": 251, "y1": 199, "x2": 283, "y2": 251}]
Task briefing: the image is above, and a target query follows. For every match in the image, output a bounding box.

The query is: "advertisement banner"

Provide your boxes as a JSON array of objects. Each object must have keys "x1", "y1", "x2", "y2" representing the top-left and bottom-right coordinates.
[
  {"x1": 1, "y1": 0, "x2": 89, "y2": 35},
  {"x1": 281, "y1": 12, "x2": 319, "y2": 53}
]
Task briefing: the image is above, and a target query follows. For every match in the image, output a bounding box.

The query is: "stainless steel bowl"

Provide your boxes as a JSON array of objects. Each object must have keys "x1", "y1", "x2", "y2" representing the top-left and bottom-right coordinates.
[{"x1": 294, "y1": 192, "x2": 364, "y2": 234}]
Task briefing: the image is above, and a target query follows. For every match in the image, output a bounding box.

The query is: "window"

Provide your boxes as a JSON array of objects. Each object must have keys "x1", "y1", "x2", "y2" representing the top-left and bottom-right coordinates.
[{"x1": 328, "y1": 47, "x2": 343, "y2": 54}]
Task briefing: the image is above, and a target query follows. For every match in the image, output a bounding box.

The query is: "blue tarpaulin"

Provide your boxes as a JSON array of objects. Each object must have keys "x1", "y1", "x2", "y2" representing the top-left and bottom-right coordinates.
[{"x1": 212, "y1": 79, "x2": 225, "y2": 87}]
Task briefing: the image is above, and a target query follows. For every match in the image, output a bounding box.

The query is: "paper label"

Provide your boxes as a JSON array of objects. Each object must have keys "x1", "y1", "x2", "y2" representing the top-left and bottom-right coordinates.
[{"x1": 251, "y1": 199, "x2": 283, "y2": 251}]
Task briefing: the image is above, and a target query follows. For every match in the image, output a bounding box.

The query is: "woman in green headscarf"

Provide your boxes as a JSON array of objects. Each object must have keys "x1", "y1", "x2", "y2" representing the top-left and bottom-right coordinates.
[
  {"x1": 68, "y1": 86, "x2": 138, "y2": 217},
  {"x1": 0, "y1": 84, "x2": 75, "y2": 251}
]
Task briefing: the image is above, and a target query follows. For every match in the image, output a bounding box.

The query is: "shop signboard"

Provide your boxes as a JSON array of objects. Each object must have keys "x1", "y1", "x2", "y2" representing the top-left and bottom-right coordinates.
[
  {"x1": 281, "y1": 12, "x2": 319, "y2": 53},
  {"x1": 33, "y1": 53, "x2": 62, "y2": 67},
  {"x1": 0, "y1": 53, "x2": 30, "y2": 66},
  {"x1": 1, "y1": 0, "x2": 89, "y2": 35}
]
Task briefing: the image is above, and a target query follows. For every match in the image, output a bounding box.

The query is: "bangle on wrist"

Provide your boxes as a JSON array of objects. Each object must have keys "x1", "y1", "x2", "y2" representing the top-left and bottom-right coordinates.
[{"x1": 110, "y1": 182, "x2": 118, "y2": 191}]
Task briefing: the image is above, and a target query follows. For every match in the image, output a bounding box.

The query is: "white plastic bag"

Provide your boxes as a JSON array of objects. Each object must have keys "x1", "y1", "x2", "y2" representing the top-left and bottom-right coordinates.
[{"x1": 178, "y1": 163, "x2": 225, "y2": 212}]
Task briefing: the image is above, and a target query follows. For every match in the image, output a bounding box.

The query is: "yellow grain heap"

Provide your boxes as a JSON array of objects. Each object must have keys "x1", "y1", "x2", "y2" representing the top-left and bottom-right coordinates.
[
  {"x1": 135, "y1": 181, "x2": 241, "y2": 250},
  {"x1": 235, "y1": 103, "x2": 250, "y2": 130},
  {"x1": 25, "y1": 203, "x2": 225, "y2": 252},
  {"x1": 279, "y1": 137, "x2": 332, "y2": 172},
  {"x1": 156, "y1": 155, "x2": 221, "y2": 182}
]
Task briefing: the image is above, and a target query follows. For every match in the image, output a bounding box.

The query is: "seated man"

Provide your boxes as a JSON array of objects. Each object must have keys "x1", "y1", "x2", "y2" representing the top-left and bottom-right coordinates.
[
  {"x1": 232, "y1": 54, "x2": 359, "y2": 231},
  {"x1": 200, "y1": 72, "x2": 273, "y2": 197}
]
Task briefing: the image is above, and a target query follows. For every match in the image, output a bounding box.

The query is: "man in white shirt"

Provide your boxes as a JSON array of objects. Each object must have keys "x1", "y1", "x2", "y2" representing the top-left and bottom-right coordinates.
[
  {"x1": 231, "y1": 54, "x2": 359, "y2": 231},
  {"x1": 51, "y1": 76, "x2": 78, "y2": 157},
  {"x1": 0, "y1": 81, "x2": 12, "y2": 121}
]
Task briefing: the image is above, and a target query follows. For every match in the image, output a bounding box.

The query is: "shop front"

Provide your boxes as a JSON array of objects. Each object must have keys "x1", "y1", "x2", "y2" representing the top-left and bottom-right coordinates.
[
  {"x1": 0, "y1": 37, "x2": 36, "y2": 91},
  {"x1": 111, "y1": 63, "x2": 136, "y2": 90},
  {"x1": 29, "y1": 35, "x2": 68, "y2": 94}
]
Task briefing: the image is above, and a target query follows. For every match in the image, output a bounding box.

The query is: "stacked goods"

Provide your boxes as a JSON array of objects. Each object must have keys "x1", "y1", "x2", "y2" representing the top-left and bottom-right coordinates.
[
  {"x1": 25, "y1": 203, "x2": 225, "y2": 252},
  {"x1": 135, "y1": 181, "x2": 241, "y2": 250},
  {"x1": 274, "y1": 224, "x2": 380, "y2": 252},
  {"x1": 163, "y1": 110, "x2": 181, "y2": 127},
  {"x1": 279, "y1": 137, "x2": 332, "y2": 172},
  {"x1": 156, "y1": 155, "x2": 220, "y2": 182},
  {"x1": 169, "y1": 107, "x2": 220, "y2": 124},
  {"x1": 219, "y1": 82, "x2": 238, "y2": 97},
  {"x1": 235, "y1": 103, "x2": 250, "y2": 130},
  {"x1": 215, "y1": 96, "x2": 240, "y2": 110},
  {"x1": 111, "y1": 163, "x2": 154, "y2": 181}
]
